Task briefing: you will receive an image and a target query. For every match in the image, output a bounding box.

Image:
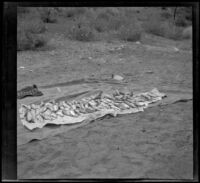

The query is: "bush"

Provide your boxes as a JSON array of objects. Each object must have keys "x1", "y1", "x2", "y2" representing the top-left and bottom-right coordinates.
[
  {"x1": 118, "y1": 18, "x2": 142, "y2": 42},
  {"x1": 161, "y1": 11, "x2": 172, "y2": 19},
  {"x1": 67, "y1": 17, "x2": 96, "y2": 41},
  {"x1": 37, "y1": 7, "x2": 57, "y2": 23},
  {"x1": 93, "y1": 13, "x2": 122, "y2": 33},
  {"x1": 174, "y1": 7, "x2": 192, "y2": 27},
  {"x1": 62, "y1": 7, "x2": 87, "y2": 18},
  {"x1": 175, "y1": 16, "x2": 188, "y2": 27},
  {"x1": 182, "y1": 26, "x2": 192, "y2": 39},
  {"x1": 143, "y1": 18, "x2": 166, "y2": 37},
  {"x1": 118, "y1": 26, "x2": 142, "y2": 42},
  {"x1": 143, "y1": 18, "x2": 183, "y2": 40},
  {"x1": 17, "y1": 17, "x2": 47, "y2": 51},
  {"x1": 164, "y1": 24, "x2": 183, "y2": 40},
  {"x1": 92, "y1": 9, "x2": 130, "y2": 33},
  {"x1": 19, "y1": 17, "x2": 46, "y2": 34},
  {"x1": 17, "y1": 31, "x2": 47, "y2": 51}
]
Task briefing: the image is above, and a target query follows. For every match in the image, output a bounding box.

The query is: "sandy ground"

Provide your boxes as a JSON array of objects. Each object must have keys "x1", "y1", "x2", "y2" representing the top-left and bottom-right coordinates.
[{"x1": 17, "y1": 33, "x2": 193, "y2": 179}]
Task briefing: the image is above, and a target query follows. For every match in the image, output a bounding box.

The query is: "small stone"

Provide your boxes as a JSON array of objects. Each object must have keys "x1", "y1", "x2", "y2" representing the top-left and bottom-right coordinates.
[
  {"x1": 112, "y1": 74, "x2": 124, "y2": 81},
  {"x1": 174, "y1": 47, "x2": 180, "y2": 52},
  {"x1": 145, "y1": 70, "x2": 154, "y2": 74},
  {"x1": 57, "y1": 87, "x2": 61, "y2": 92}
]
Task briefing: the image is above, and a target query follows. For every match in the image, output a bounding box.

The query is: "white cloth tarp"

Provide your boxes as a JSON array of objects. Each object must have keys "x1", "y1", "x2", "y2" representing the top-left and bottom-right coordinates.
[{"x1": 17, "y1": 82, "x2": 192, "y2": 146}]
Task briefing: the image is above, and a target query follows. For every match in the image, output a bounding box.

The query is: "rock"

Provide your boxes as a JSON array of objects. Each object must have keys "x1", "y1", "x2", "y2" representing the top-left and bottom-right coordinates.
[
  {"x1": 145, "y1": 70, "x2": 154, "y2": 74},
  {"x1": 174, "y1": 47, "x2": 180, "y2": 52},
  {"x1": 49, "y1": 50, "x2": 56, "y2": 56},
  {"x1": 112, "y1": 74, "x2": 124, "y2": 81},
  {"x1": 57, "y1": 87, "x2": 61, "y2": 92},
  {"x1": 18, "y1": 66, "x2": 25, "y2": 69}
]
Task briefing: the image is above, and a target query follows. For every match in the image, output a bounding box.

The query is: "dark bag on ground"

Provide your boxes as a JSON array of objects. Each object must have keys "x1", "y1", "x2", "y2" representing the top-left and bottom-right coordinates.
[{"x1": 17, "y1": 84, "x2": 43, "y2": 99}]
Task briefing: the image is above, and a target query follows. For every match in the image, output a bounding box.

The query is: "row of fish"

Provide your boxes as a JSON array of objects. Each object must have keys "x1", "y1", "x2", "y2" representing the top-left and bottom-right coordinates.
[{"x1": 19, "y1": 88, "x2": 166, "y2": 124}]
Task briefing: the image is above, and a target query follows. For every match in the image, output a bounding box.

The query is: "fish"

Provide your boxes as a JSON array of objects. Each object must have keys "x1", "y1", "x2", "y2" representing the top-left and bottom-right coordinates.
[
  {"x1": 41, "y1": 113, "x2": 52, "y2": 120},
  {"x1": 26, "y1": 111, "x2": 33, "y2": 122},
  {"x1": 85, "y1": 108, "x2": 95, "y2": 113},
  {"x1": 31, "y1": 104, "x2": 37, "y2": 109},
  {"x1": 60, "y1": 106, "x2": 65, "y2": 110},
  {"x1": 36, "y1": 115, "x2": 44, "y2": 124},
  {"x1": 53, "y1": 104, "x2": 59, "y2": 112},
  {"x1": 41, "y1": 106, "x2": 47, "y2": 113},
  {"x1": 70, "y1": 110, "x2": 78, "y2": 117},
  {"x1": 62, "y1": 109, "x2": 73, "y2": 116},
  {"x1": 63, "y1": 101, "x2": 70, "y2": 108},
  {"x1": 50, "y1": 112, "x2": 57, "y2": 119},
  {"x1": 45, "y1": 102, "x2": 54, "y2": 111},
  {"x1": 19, "y1": 106, "x2": 27, "y2": 118},
  {"x1": 123, "y1": 100, "x2": 136, "y2": 108},
  {"x1": 56, "y1": 110, "x2": 64, "y2": 117},
  {"x1": 30, "y1": 109, "x2": 37, "y2": 122},
  {"x1": 88, "y1": 100, "x2": 97, "y2": 107}
]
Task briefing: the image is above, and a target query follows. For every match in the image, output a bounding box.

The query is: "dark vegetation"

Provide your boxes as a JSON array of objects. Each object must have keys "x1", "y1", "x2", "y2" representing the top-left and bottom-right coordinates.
[{"x1": 17, "y1": 7, "x2": 192, "y2": 51}]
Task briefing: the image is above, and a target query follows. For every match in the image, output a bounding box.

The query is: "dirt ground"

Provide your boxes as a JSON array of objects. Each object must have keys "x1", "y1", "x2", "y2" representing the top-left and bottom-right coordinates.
[{"x1": 17, "y1": 32, "x2": 193, "y2": 179}]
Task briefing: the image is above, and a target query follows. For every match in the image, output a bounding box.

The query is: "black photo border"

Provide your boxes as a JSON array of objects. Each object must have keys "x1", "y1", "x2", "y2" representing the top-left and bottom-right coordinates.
[{"x1": 1, "y1": 1, "x2": 199, "y2": 182}]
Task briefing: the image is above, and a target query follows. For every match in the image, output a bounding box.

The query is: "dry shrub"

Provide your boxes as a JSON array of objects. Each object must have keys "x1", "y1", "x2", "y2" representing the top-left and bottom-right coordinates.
[
  {"x1": 174, "y1": 7, "x2": 192, "y2": 27},
  {"x1": 118, "y1": 17, "x2": 142, "y2": 42},
  {"x1": 66, "y1": 8, "x2": 142, "y2": 42},
  {"x1": 17, "y1": 17, "x2": 47, "y2": 51},
  {"x1": 67, "y1": 17, "x2": 96, "y2": 41},
  {"x1": 62, "y1": 7, "x2": 87, "y2": 18},
  {"x1": 143, "y1": 18, "x2": 165, "y2": 37},
  {"x1": 17, "y1": 29, "x2": 47, "y2": 51},
  {"x1": 143, "y1": 18, "x2": 183, "y2": 40},
  {"x1": 182, "y1": 26, "x2": 192, "y2": 39},
  {"x1": 175, "y1": 16, "x2": 189, "y2": 27},
  {"x1": 19, "y1": 17, "x2": 46, "y2": 34},
  {"x1": 93, "y1": 13, "x2": 122, "y2": 33},
  {"x1": 37, "y1": 7, "x2": 57, "y2": 23},
  {"x1": 90, "y1": 8, "x2": 121, "y2": 33},
  {"x1": 161, "y1": 11, "x2": 172, "y2": 19}
]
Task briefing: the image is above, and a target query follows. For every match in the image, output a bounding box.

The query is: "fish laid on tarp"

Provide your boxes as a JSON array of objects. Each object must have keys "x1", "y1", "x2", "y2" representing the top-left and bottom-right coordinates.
[{"x1": 18, "y1": 88, "x2": 166, "y2": 130}]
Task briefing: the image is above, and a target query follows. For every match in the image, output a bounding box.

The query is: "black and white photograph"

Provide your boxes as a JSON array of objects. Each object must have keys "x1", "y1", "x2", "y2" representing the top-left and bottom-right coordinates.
[{"x1": 12, "y1": 4, "x2": 197, "y2": 180}]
